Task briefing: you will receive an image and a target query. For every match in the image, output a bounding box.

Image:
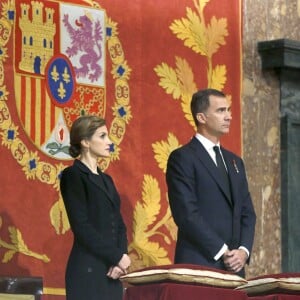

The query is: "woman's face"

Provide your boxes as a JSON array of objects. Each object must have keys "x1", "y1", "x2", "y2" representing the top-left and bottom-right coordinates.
[{"x1": 85, "y1": 125, "x2": 112, "y2": 158}]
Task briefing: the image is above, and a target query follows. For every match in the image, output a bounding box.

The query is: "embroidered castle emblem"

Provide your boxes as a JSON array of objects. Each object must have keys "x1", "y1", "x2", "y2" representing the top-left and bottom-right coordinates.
[
  {"x1": 14, "y1": 0, "x2": 106, "y2": 159},
  {"x1": 18, "y1": 2, "x2": 56, "y2": 75}
]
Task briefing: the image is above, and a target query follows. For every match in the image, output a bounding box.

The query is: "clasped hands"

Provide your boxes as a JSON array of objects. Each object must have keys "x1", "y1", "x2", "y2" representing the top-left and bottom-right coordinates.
[
  {"x1": 223, "y1": 249, "x2": 247, "y2": 274},
  {"x1": 107, "y1": 253, "x2": 131, "y2": 279}
]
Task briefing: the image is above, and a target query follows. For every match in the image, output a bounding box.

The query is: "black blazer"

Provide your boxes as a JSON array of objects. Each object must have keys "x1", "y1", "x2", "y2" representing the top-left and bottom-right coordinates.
[
  {"x1": 166, "y1": 137, "x2": 256, "y2": 274},
  {"x1": 60, "y1": 160, "x2": 128, "y2": 300}
]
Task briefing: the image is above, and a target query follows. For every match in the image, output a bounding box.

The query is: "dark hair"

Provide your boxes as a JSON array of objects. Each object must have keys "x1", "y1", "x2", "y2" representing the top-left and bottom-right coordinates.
[
  {"x1": 69, "y1": 115, "x2": 106, "y2": 158},
  {"x1": 190, "y1": 88, "x2": 226, "y2": 126}
]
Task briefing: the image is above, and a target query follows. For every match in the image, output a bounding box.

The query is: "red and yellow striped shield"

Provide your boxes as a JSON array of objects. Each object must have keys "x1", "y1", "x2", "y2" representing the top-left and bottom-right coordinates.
[{"x1": 14, "y1": 0, "x2": 106, "y2": 159}]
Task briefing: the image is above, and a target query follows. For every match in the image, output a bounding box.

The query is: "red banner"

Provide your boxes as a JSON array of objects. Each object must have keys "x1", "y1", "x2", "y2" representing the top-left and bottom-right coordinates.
[{"x1": 0, "y1": 0, "x2": 241, "y2": 298}]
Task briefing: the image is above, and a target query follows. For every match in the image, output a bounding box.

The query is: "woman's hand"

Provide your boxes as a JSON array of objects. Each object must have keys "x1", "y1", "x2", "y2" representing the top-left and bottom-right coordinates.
[
  {"x1": 118, "y1": 253, "x2": 131, "y2": 273},
  {"x1": 106, "y1": 266, "x2": 125, "y2": 279}
]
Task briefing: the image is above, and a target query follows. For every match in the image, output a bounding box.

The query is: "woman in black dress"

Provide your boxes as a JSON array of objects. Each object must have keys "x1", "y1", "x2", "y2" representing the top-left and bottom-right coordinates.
[{"x1": 60, "y1": 115, "x2": 131, "y2": 300}]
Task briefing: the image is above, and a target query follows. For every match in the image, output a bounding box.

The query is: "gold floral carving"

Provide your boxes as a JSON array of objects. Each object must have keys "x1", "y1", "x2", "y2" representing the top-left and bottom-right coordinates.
[
  {"x1": 128, "y1": 133, "x2": 181, "y2": 269},
  {"x1": 0, "y1": 216, "x2": 50, "y2": 263},
  {"x1": 154, "y1": 0, "x2": 229, "y2": 128}
]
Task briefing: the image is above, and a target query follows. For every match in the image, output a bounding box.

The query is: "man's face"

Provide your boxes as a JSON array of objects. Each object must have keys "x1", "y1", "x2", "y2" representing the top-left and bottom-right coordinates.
[{"x1": 200, "y1": 95, "x2": 232, "y2": 138}]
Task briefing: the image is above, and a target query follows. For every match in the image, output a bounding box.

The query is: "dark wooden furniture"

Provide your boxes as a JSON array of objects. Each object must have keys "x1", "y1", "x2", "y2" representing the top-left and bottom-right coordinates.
[{"x1": 0, "y1": 277, "x2": 42, "y2": 300}]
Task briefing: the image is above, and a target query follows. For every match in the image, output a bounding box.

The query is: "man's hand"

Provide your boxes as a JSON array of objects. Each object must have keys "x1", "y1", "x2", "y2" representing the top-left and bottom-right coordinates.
[{"x1": 223, "y1": 249, "x2": 248, "y2": 273}]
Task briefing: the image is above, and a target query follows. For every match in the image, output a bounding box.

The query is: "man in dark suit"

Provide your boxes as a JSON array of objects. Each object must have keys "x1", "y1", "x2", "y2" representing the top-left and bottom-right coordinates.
[{"x1": 166, "y1": 88, "x2": 256, "y2": 277}]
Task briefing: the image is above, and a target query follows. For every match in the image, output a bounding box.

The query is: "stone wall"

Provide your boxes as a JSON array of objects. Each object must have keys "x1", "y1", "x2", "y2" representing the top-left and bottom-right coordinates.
[{"x1": 242, "y1": 0, "x2": 300, "y2": 278}]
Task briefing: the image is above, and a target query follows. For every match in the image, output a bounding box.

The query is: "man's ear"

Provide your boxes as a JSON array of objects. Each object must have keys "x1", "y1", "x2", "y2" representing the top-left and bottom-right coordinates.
[{"x1": 196, "y1": 112, "x2": 206, "y2": 124}]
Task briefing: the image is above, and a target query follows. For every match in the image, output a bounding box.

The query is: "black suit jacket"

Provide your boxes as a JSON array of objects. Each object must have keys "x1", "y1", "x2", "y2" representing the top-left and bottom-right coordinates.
[
  {"x1": 166, "y1": 137, "x2": 256, "y2": 274},
  {"x1": 60, "y1": 160, "x2": 128, "y2": 300}
]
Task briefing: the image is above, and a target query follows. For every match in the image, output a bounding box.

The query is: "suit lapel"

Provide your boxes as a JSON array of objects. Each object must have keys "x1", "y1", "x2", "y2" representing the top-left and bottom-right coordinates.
[
  {"x1": 89, "y1": 173, "x2": 115, "y2": 204},
  {"x1": 74, "y1": 160, "x2": 115, "y2": 206},
  {"x1": 99, "y1": 172, "x2": 116, "y2": 206},
  {"x1": 189, "y1": 138, "x2": 233, "y2": 207},
  {"x1": 221, "y1": 148, "x2": 235, "y2": 206}
]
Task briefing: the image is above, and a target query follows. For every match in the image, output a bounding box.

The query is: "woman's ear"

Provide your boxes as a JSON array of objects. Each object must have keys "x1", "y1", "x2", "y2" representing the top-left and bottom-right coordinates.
[
  {"x1": 196, "y1": 112, "x2": 206, "y2": 124},
  {"x1": 81, "y1": 139, "x2": 89, "y2": 148}
]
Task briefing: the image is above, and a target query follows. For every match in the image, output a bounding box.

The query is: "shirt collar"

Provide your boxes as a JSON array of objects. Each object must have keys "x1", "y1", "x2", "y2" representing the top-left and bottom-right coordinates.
[{"x1": 195, "y1": 133, "x2": 220, "y2": 152}]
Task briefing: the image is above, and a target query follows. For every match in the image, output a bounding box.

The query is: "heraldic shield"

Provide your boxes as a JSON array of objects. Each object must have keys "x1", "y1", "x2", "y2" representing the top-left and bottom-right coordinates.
[{"x1": 14, "y1": 0, "x2": 106, "y2": 160}]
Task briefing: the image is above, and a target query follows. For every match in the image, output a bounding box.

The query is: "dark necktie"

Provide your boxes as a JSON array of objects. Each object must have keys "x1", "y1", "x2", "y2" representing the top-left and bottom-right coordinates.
[{"x1": 213, "y1": 146, "x2": 232, "y2": 204}]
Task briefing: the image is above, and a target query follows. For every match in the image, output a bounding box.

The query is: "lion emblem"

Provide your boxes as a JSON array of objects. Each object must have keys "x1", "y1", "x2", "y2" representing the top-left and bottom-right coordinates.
[{"x1": 62, "y1": 12, "x2": 104, "y2": 82}]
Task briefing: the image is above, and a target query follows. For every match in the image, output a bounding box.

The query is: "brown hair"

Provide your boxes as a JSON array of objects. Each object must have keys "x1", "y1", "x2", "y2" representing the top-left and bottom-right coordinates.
[
  {"x1": 191, "y1": 89, "x2": 226, "y2": 126},
  {"x1": 69, "y1": 115, "x2": 106, "y2": 158}
]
